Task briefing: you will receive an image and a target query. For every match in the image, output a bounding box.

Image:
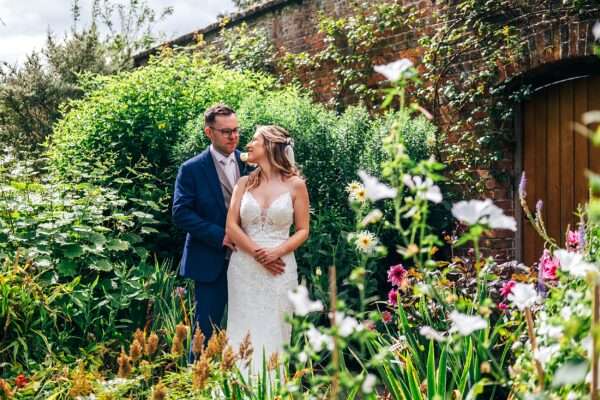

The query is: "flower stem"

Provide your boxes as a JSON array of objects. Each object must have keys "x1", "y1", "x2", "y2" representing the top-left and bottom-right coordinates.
[
  {"x1": 592, "y1": 284, "x2": 599, "y2": 400},
  {"x1": 329, "y1": 266, "x2": 339, "y2": 400},
  {"x1": 525, "y1": 307, "x2": 544, "y2": 390}
]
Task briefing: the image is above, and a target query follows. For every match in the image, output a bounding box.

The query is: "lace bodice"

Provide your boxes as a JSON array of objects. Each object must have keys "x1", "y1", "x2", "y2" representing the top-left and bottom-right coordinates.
[{"x1": 240, "y1": 191, "x2": 294, "y2": 242}]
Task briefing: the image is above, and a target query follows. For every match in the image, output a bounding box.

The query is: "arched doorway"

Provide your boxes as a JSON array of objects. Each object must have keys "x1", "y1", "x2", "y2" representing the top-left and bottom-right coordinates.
[{"x1": 519, "y1": 73, "x2": 600, "y2": 266}]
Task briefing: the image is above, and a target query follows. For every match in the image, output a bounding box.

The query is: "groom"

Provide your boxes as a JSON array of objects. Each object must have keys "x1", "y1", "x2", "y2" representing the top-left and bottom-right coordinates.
[
  {"x1": 172, "y1": 104, "x2": 247, "y2": 347},
  {"x1": 172, "y1": 104, "x2": 284, "y2": 348}
]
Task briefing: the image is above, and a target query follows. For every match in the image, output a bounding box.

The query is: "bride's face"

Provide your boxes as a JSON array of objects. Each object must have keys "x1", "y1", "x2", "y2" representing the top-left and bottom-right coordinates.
[{"x1": 246, "y1": 132, "x2": 267, "y2": 163}]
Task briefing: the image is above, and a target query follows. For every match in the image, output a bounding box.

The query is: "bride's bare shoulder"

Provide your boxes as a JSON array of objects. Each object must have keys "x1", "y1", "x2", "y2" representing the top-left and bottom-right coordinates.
[{"x1": 288, "y1": 176, "x2": 307, "y2": 196}]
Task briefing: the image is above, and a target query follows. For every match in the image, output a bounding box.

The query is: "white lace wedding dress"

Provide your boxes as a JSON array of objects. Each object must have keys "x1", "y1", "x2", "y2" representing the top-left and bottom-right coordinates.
[{"x1": 227, "y1": 190, "x2": 298, "y2": 374}]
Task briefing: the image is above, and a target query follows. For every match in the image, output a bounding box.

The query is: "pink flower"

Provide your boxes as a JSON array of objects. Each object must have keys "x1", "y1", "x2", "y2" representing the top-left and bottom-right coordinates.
[
  {"x1": 498, "y1": 302, "x2": 508, "y2": 311},
  {"x1": 539, "y1": 249, "x2": 559, "y2": 281},
  {"x1": 387, "y1": 264, "x2": 407, "y2": 287},
  {"x1": 381, "y1": 311, "x2": 393, "y2": 324},
  {"x1": 388, "y1": 289, "x2": 398, "y2": 306},
  {"x1": 566, "y1": 229, "x2": 580, "y2": 252},
  {"x1": 500, "y1": 280, "x2": 516, "y2": 298}
]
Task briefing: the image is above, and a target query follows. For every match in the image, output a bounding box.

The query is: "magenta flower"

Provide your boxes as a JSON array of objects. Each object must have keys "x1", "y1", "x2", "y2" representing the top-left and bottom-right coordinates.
[
  {"x1": 500, "y1": 280, "x2": 516, "y2": 298},
  {"x1": 566, "y1": 229, "x2": 581, "y2": 252},
  {"x1": 388, "y1": 289, "x2": 398, "y2": 306},
  {"x1": 539, "y1": 249, "x2": 559, "y2": 281},
  {"x1": 387, "y1": 264, "x2": 407, "y2": 287},
  {"x1": 498, "y1": 302, "x2": 508, "y2": 311},
  {"x1": 381, "y1": 311, "x2": 393, "y2": 324}
]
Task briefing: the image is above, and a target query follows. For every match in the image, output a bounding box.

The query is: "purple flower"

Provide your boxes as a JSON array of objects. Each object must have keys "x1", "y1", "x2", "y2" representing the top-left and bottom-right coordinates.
[
  {"x1": 387, "y1": 264, "x2": 407, "y2": 287},
  {"x1": 535, "y1": 200, "x2": 543, "y2": 215},
  {"x1": 518, "y1": 172, "x2": 527, "y2": 199},
  {"x1": 578, "y1": 223, "x2": 586, "y2": 249}
]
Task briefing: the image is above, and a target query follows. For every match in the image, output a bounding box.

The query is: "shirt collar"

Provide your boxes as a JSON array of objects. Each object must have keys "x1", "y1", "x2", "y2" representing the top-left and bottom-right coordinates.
[{"x1": 210, "y1": 145, "x2": 236, "y2": 164}]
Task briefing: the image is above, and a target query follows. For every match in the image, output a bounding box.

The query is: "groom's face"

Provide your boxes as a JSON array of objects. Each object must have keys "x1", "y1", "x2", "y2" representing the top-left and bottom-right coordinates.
[{"x1": 205, "y1": 114, "x2": 240, "y2": 155}]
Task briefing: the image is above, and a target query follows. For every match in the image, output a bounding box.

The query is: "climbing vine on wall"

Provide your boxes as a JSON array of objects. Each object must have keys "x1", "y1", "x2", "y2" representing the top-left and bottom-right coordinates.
[{"x1": 278, "y1": 1, "x2": 408, "y2": 111}]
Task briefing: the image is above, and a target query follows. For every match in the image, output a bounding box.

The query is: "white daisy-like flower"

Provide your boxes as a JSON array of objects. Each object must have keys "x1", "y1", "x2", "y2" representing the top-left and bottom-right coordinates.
[
  {"x1": 354, "y1": 230, "x2": 378, "y2": 254},
  {"x1": 358, "y1": 170, "x2": 397, "y2": 201},
  {"x1": 374, "y1": 58, "x2": 414, "y2": 81},
  {"x1": 306, "y1": 326, "x2": 334, "y2": 352},
  {"x1": 361, "y1": 209, "x2": 383, "y2": 226},
  {"x1": 403, "y1": 175, "x2": 443, "y2": 203},
  {"x1": 419, "y1": 326, "x2": 446, "y2": 342},
  {"x1": 345, "y1": 181, "x2": 363, "y2": 193},
  {"x1": 451, "y1": 199, "x2": 516, "y2": 231},
  {"x1": 288, "y1": 285, "x2": 324, "y2": 316},
  {"x1": 361, "y1": 374, "x2": 377, "y2": 394},
  {"x1": 448, "y1": 311, "x2": 488, "y2": 336},
  {"x1": 555, "y1": 249, "x2": 598, "y2": 278},
  {"x1": 507, "y1": 283, "x2": 539, "y2": 311}
]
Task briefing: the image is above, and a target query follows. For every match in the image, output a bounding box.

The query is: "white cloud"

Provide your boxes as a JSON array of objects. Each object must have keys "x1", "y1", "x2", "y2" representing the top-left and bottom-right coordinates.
[{"x1": 0, "y1": 0, "x2": 236, "y2": 64}]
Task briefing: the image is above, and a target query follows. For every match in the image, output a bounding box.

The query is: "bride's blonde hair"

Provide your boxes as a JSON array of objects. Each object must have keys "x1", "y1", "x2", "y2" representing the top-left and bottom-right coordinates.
[{"x1": 246, "y1": 125, "x2": 299, "y2": 191}]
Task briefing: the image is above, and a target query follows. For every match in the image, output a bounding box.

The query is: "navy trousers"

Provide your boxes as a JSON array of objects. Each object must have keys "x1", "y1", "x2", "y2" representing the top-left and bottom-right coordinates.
[{"x1": 190, "y1": 263, "x2": 228, "y2": 362}]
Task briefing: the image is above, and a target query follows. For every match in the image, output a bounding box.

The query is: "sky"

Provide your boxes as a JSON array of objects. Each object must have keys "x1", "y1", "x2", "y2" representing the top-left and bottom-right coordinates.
[{"x1": 0, "y1": 0, "x2": 237, "y2": 65}]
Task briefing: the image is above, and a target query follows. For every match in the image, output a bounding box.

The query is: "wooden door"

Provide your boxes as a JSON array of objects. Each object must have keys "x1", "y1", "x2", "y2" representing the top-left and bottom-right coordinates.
[{"x1": 521, "y1": 75, "x2": 600, "y2": 266}]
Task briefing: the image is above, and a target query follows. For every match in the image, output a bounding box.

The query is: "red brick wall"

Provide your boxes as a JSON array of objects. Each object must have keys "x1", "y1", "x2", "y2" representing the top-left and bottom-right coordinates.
[{"x1": 134, "y1": 1, "x2": 600, "y2": 262}]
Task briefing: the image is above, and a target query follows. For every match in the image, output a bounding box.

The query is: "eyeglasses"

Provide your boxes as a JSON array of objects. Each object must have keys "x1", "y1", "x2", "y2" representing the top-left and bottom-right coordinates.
[{"x1": 210, "y1": 126, "x2": 241, "y2": 138}]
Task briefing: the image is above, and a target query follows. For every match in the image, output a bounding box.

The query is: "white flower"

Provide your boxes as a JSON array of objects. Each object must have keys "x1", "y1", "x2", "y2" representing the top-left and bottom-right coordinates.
[
  {"x1": 297, "y1": 351, "x2": 308, "y2": 363},
  {"x1": 537, "y1": 323, "x2": 563, "y2": 340},
  {"x1": 354, "y1": 230, "x2": 379, "y2": 254},
  {"x1": 507, "y1": 283, "x2": 539, "y2": 311},
  {"x1": 451, "y1": 199, "x2": 516, "y2": 231},
  {"x1": 449, "y1": 311, "x2": 488, "y2": 336},
  {"x1": 553, "y1": 361, "x2": 588, "y2": 386},
  {"x1": 334, "y1": 312, "x2": 363, "y2": 337},
  {"x1": 593, "y1": 21, "x2": 600, "y2": 41},
  {"x1": 361, "y1": 373, "x2": 377, "y2": 394},
  {"x1": 560, "y1": 306, "x2": 573, "y2": 320},
  {"x1": 240, "y1": 152, "x2": 249, "y2": 162},
  {"x1": 403, "y1": 175, "x2": 443, "y2": 203},
  {"x1": 555, "y1": 249, "x2": 597, "y2": 278},
  {"x1": 358, "y1": 170, "x2": 397, "y2": 201},
  {"x1": 534, "y1": 344, "x2": 560, "y2": 367},
  {"x1": 346, "y1": 181, "x2": 367, "y2": 203},
  {"x1": 306, "y1": 326, "x2": 334, "y2": 352},
  {"x1": 288, "y1": 285, "x2": 324, "y2": 316},
  {"x1": 374, "y1": 58, "x2": 414, "y2": 81},
  {"x1": 419, "y1": 326, "x2": 446, "y2": 342},
  {"x1": 361, "y1": 209, "x2": 383, "y2": 226}
]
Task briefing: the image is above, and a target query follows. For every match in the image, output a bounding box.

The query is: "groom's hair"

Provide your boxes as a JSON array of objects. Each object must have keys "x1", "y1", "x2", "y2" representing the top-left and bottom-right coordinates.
[{"x1": 204, "y1": 104, "x2": 235, "y2": 126}]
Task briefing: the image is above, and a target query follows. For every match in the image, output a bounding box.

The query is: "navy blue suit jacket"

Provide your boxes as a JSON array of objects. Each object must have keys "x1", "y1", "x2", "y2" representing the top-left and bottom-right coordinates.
[{"x1": 172, "y1": 148, "x2": 248, "y2": 282}]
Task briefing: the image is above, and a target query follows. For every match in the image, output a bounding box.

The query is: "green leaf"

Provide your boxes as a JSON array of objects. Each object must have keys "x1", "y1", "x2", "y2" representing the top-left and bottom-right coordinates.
[
  {"x1": 63, "y1": 244, "x2": 84, "y2": 258},
  {"x1": 426, "y1": 340, "x2": 435, "y2": 400},
  {"x1": 141, "y1": 226, "x2": 159, "y2": 234},
  {"x1": 57, "y1": 260, "x2": 78, "y2": 276},
  {"x1": 90, "y1": 258, "x2": 113, "y2": 271},
  {"x1": 106, "y1": 239, "x2": 129, "y2": 251}
]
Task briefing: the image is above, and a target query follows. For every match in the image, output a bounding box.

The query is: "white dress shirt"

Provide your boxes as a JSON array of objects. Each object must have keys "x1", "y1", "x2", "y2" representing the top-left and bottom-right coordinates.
[{"x1": 210, "y1": 145, "x2": 237, "y2": 188}]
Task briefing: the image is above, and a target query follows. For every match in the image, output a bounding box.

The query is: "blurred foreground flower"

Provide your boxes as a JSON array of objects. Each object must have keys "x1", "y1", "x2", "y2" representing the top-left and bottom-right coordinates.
[
  {"x1": 374, "y1": 58, "x2": 415, "y2": 81},
  {"x1": 452, "y1": 199, "x2": 516, "y2": 231},
  {"x1": 555, "y1": 249, "x2": 597, "y2": 278},
  {"x1": 449, "y1": 311, "x2": 487, "y2": 336},
  {"x1": 288, "y1": 285, "x2": 324, "y2": 316},
  {"x1": 358, "y1": 170, "x2": 397, "y2": 201},
  {"x1": 508, "y1": 283, "x2": 538, "y2": 310}
]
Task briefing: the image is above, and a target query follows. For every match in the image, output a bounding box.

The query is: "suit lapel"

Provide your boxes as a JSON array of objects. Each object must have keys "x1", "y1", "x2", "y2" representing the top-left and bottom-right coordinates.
[{"x1": 200, "y1": 149, "x2": 227, "y2": 216}]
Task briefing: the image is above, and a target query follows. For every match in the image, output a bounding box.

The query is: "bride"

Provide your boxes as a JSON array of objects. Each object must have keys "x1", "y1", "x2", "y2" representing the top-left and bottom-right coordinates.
[{"x1": 225, "y1": 125, "x2": 310, "y2": 374}]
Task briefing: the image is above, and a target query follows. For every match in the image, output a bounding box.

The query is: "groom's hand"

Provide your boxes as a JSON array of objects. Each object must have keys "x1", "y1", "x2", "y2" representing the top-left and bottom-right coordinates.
[{"x1": 222, "y1": 234, "x2": 237, "y2": 251}]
